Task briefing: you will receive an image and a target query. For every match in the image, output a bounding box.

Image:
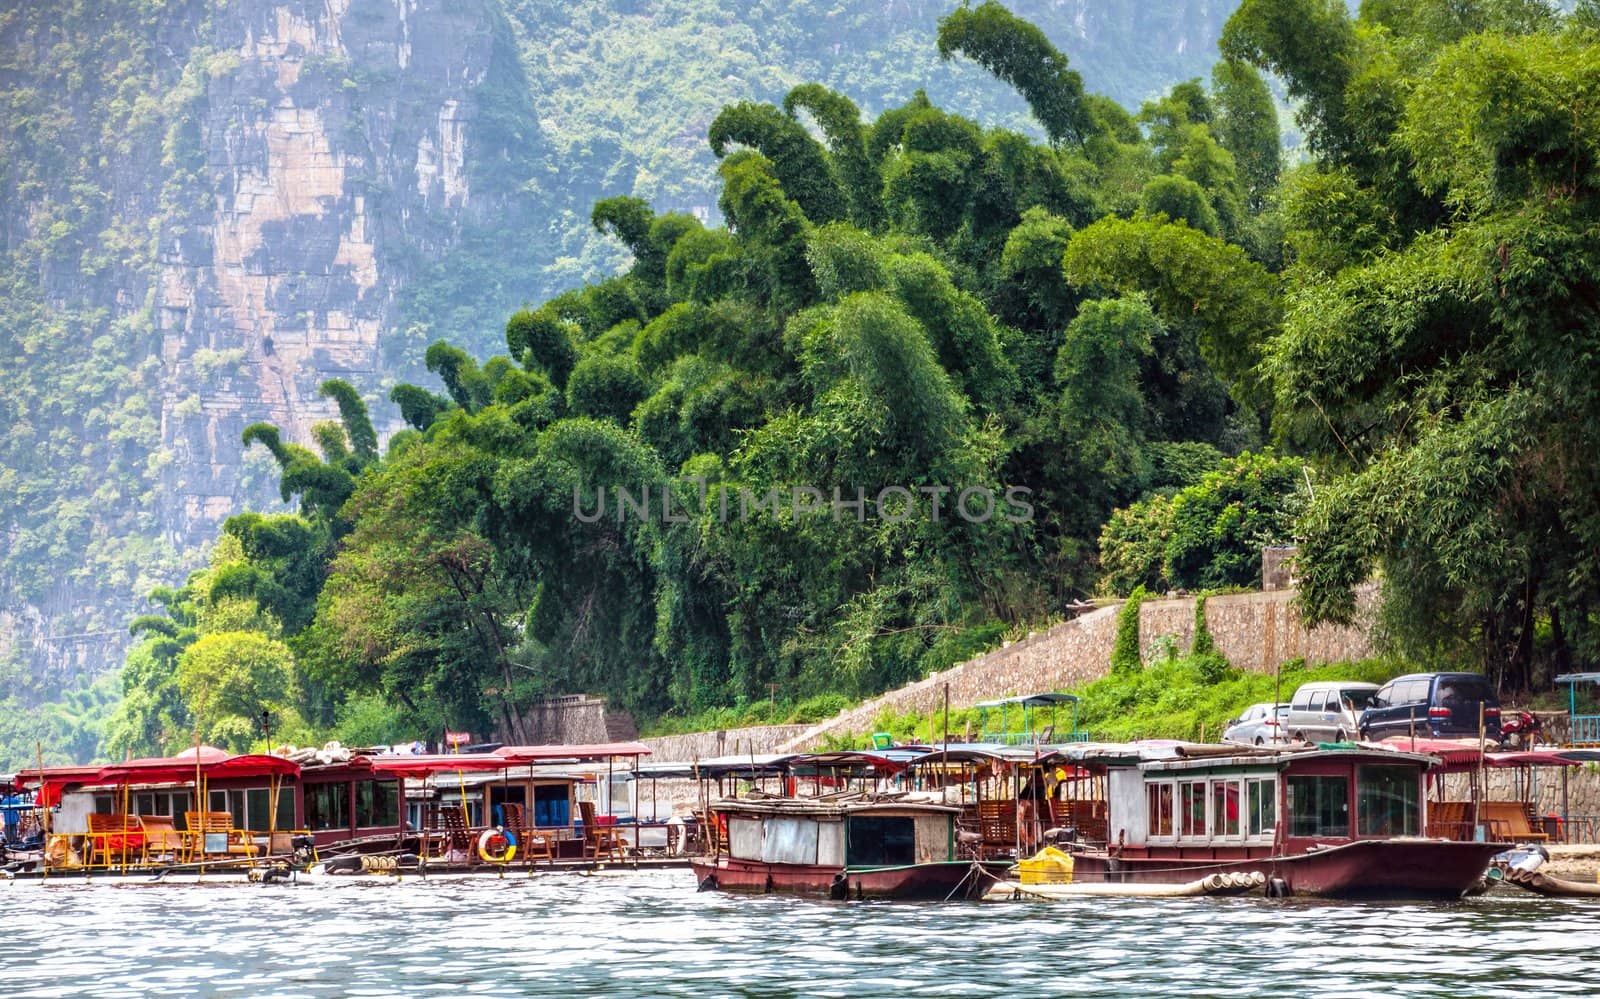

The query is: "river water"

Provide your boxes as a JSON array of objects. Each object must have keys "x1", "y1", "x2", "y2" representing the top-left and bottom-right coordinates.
[{"x1": 2, "y1": 868, "x2": 1597, "y2": 997}]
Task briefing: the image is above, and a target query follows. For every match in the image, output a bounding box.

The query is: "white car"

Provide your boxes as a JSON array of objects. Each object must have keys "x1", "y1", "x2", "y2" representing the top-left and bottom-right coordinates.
[{"x1": 1222, "y1": 702, "x2": 1290, "y2": 746}]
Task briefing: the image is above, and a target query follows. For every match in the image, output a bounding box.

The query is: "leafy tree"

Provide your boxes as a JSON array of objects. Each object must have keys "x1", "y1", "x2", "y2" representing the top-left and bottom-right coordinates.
[{"x1": 175, "y1": 631, "x2": 298, "y2": 752}]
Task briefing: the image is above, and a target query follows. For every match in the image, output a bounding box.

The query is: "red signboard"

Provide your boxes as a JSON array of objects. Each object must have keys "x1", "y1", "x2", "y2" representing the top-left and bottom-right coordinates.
[{"x1": 444, "y1": 731, "x2": 471, "y2": 748}]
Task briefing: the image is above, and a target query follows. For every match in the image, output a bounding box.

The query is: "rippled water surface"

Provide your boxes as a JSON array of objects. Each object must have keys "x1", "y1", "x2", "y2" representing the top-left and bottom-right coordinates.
[{"x1": 3, "y1": 869, "x2": 1599, "y2": 997}]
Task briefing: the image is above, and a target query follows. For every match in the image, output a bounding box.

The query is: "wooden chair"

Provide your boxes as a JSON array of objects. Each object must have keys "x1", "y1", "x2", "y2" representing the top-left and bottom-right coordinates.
[
  {"x1": 430, "y1": 804, "x2": 475, "y2": 862},
  {"x1": 184, "y1": 811, "x2": 260, "y2": 859},
  {"x1": 502, "y1": 803, "x2": 554, "y2": 864},
  {"x1": 579, "y1": 800, "x2": 624, "y2": 861},
  {"x1": 978, "y1": 800, "x2": 1018, "y2": 858},
  {"x1": 86, "y1": 813, "x2": 146, "y2": 867}
]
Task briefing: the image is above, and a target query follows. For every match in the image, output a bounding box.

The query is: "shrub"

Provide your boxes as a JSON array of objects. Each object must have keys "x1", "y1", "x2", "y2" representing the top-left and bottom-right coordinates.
[{"x1": 1111, "y1": 585, "x2": 1146, "y2": 673}]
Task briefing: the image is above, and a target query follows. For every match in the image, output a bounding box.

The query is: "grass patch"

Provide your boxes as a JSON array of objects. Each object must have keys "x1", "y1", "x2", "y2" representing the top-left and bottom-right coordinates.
[{"x1": 816, "y1": 655, "x2": 1425, "y2": 748}]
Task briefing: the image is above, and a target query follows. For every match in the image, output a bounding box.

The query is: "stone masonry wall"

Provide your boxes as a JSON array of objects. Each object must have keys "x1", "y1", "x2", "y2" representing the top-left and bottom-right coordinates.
[
  {"x1": 640, "y1": 725, "x2": 810, "y2": 763},
  {"x1": 776, "y1": 585, "x2": 1378, "y2": 752}
]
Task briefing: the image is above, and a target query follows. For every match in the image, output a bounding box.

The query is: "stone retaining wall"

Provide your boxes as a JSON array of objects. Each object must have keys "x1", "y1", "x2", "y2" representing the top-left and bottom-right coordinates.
[
  {"x1": 776, "y1": 586, "x2": 1377, "y2": 751},
  {"x1": 640, "y1": 725, "x2": 810, "y2": 762}
]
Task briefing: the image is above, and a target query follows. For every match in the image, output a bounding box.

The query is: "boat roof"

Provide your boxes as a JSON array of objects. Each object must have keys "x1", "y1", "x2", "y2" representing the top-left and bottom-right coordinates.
[
  {"x1": 1372, "y1": 737, "x2": 1597, "y2": 771},
  {"x1": 972, "y1": 692, "x2": 1080, "y2": 708},
  {"x1": 493, "y1": 742, "x2": 652, "y2": 761},
  {"x1": 1140, "y1": 746, "x2": 1440, "y2": 773},
  {"x1": 23, "y1": 747, "x2": 299, "y2": 805},
  {"x1": 358, "y1": 742, "x2": 652, "y2": 778},
  {"x1": 631, "y1": 754, "x2": 798, "y2": 780},
  {"x1": 788, "y1": 751, "x2": 909, "y2": 776},
  {"x1": 1555, "y1": 672, "x2": 1600, "y2": 686},
  {"x1": 711, "y1": 795, "x2": 960, "y2": 818},
  {"x1": 905, "y1": 743, "x2": 1052, "y2": 765}
]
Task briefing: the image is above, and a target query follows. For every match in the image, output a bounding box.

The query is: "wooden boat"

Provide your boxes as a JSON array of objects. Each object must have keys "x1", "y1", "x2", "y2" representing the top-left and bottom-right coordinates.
[
  {"x1": 14, "y1": 741, "x2": 665, "y2": 877},
  {"x1": 691, "y1": 795, "x2": 1010, "y2": 900},
  {"x1": 1044, "y1": 743, "x2": 1509, "y2": 899}
]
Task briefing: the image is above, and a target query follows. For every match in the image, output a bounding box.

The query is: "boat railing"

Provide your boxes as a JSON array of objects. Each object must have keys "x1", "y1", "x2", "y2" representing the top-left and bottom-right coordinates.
[
  {"x1": 980, "y1": 730, "x2": 1091, "y2": 746},
  {"x1": 1570, "y1": 714, "x2": 1600, "y2": 747},
  {"x1": 49, "y1": 822, "x2": 316, "y2": 873}
]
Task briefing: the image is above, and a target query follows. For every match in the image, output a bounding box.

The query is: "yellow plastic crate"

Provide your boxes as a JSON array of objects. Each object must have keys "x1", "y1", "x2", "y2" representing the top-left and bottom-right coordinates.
[{"x1": 1017, "y1": 846, "x2": 1074, "y2": 884}]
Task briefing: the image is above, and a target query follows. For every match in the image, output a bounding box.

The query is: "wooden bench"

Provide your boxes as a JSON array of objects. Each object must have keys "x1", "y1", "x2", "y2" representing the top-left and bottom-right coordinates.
[
  {"x1": 1480, "y1": 800, "x2": 1549, "y2": 843},
  {"x1": 1426, "y1": 800, "x2": 1473, "y2": 841},
  {"x1": 86, "y1": 813, "x2": 146, "y2": 867},
  {"x1": 185, "y1": 811, "x2": 260, "y2": 858}
]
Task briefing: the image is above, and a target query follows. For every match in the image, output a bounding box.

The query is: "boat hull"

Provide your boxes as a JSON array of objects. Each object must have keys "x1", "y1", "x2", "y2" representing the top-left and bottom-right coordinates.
[
  {"x1": 690, "y1": 856, "x2": 1007, "y2": 901},
  {"x1": 1070, "y1": 839, "x2": 1507, "y2": 899}
]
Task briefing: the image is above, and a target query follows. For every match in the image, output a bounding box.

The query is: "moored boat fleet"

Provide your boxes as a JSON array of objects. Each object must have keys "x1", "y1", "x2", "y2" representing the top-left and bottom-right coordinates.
[{"x1": 5, "y1": 726, "x2": 1599, "y2": 901}]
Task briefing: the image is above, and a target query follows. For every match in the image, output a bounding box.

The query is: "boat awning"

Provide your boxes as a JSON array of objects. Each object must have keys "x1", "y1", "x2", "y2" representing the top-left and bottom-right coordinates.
[
  {"x1": 25, "y1": 747, "x2": 298, "y2": 806},
  {"x1": 361, "y1": 753, "x2": 529, "y2": 778},
  {"x1": 1371, "y1": 737, "x2": 1590, "y2": 771},
  {"x1": 1555, "y1": 673, "x2": 1600, "y2": 686},
  {"x1": 972, "y1": 692, "x2": 1080, "y2": 708},
  {"x1": 631, "y1": 754, "x2": 797, "y2": 781},
  {"x1": 789, "y1": 751, "x2": 908, "y2": 776},
  {"x1": 906, "y1": 743, "x2": 1049, "y2": 766}
]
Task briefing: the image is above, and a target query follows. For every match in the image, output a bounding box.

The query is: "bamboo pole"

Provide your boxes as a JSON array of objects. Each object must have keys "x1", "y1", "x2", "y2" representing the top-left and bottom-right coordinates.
[{"x1": 35, "y1": 742, "x2": 49, "y2": 880}]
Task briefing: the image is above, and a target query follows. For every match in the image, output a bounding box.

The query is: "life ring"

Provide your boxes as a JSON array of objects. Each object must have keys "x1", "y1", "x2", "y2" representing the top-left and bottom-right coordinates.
[{"x1": 478, "y1": 826, "x2": 517, "y2": 864}]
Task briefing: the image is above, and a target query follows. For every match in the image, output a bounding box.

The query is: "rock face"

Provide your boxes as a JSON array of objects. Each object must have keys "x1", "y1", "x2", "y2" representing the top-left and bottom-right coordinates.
[{"x1": 160, "y1": 0, "x2": 543, "y2": 533}]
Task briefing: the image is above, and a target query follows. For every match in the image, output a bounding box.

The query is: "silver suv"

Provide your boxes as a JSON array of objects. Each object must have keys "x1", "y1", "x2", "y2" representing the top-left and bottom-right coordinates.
[{"x1": 1284, "y1": 681, "x2": 1380, "y2": 744}]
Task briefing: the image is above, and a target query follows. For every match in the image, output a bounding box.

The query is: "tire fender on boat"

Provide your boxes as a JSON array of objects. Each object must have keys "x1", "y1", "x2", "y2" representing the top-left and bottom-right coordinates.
[{"x1": 478, "y1": 826, "x2": 517, "y2": 864}]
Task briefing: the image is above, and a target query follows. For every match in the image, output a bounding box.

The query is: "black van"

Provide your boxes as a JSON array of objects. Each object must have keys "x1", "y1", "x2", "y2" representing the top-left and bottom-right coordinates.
[{"x1": 1357, "y1": 673, "x2": 1502, "y2": 742}]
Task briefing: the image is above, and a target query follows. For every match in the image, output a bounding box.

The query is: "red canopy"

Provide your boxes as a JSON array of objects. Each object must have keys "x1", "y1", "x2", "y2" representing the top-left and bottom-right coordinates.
[
  {"x1": 361, "y1": 753, "x2": 529, "y2": 779},
  {"x1": 27, "y1": 747, "x2": 298, "y2": 806}
]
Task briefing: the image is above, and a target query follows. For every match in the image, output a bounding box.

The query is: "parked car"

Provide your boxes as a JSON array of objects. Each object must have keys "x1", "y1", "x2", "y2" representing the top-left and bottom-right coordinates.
[
  {"x1": 1222, "y1": 702, "x2": 1290, "y2": 746},
  {"x1": 1357, "y1": 673, "x2": 1502, "y2": 743},
  {"x1": 1284, "y1": 681, "x2": 1380, "y2": 744}
]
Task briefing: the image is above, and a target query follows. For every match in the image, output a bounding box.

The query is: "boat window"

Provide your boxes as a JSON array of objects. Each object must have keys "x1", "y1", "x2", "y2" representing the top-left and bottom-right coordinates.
[
  {"x1": 1287, "y1": 776, "x2": 1349, "y2": 838},
  {"x1": 533, "y1": 784, "x2": 570, "y2": 827},
  {"x1": 1211, "y1": 781, "x2": 1241, "y2": 838},
  {"x1": 134, "y1": 790, "x2": 191, "y2": 821},
  {"x1": 354, "y1": 780, "x2": 400, "y2": 829},
  {"x1": 1356, "y1": 767, "x2": 1420, "y2": 837},
  {"x1": 1247, "y1": 779, "x2": 1276, "y2": 839},
  {"x1": 1147, "y1": 783, "x2": 1174, "y2": 838},
  {"x1": 208, "y1": 787, "x2": 294, "y2": 832},
  {"x1": 847, "y1": 816, "x2": 915, "y2": 867},
  {"x1": 304, "y1": 782, "x2": 351, "y2": 832},
  {"x1": 1180, "y1": 781, "x2": 1207, "y2": 838}
]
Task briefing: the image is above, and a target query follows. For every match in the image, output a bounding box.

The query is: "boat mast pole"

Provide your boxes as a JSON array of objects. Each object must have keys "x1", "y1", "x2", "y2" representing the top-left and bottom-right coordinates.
[
  {"x1": 942, "y1": 683, "x2": 949, "y2": 797},
  {"x1": 35, "y1": 742, "x2": 48, "y2": 881}
]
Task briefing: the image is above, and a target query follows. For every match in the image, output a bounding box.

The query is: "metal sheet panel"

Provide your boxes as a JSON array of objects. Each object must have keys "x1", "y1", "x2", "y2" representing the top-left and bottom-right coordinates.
[
  {"x1": 816, "y1": 819, "x2": 845, "y2": 867},
  {"x1": 728, "y1": 816, "x2": 763, "y2": 860},
  {"x1": 760, "y1": 815, "x2": 819, "y2": 865}
]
